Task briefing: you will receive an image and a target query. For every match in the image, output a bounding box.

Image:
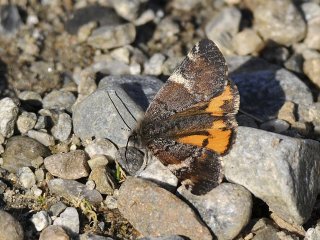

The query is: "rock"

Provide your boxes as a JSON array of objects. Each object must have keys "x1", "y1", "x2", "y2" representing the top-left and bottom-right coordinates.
[
  {"x1": 303, "y1": 58, "x2": 320, "y2": 88},
  {"x1": 171, "y1": 0, "x2": 202, "y2": 11},
  {"x1": 49, "y1": 202, "x2": 67, "y2": 216},
  {"x1": 44, "y1": 150, "x2": 90, "y2": 179},
  {"x1": 39, "y1": 225, "x2": 70, "y2": 240},
  {"x1": 53, "y1": 207, "x2": 79, "y2": 237},
  {"x1": 144, "y1": 53, "x2": 166, "y2": 76},
  {"x1": 284, "y1": 54, "x2": 304, "y2": 73},
  {"x1": 31, "y1": 211, "x2": 52, "y2": 231},
  {"x1": 65, "y1": 5, "x2": 123, "y2": 35},
  {"x1": 117, "y1": 146, "x2": 146, "y2": 176},
  {"x1": 260, "y1": 119, "x2": 290, "y2": 134},
  {"x1": 118, "y1": 177, "x2": 212, "y2": 240},
  {"x1": 246, "y1": 0, "x2": 306, "y2": 46},
  {"x1": 232, "y1": 29, "x2": 264, "y2": 55},
  {"x1": 80, "y1": 233, "x2": 114, "y2": 240},
  {"x1": 88, "y1": 155, "x2": 109, "y2": 170},
  {"x1": 227, "y1": 56, "x2": 313, "y2": 121},
  {"x1": 104, "y1": 195, "x2": 117, "y2": 210},
  {"x1": 27, "y1": 130, "x2": 55, "y2": 146},
  {"x1": 87, "y1": 23, "x2": 136, "y2": 50},
  {"x1": 112, "y1": 0, "x2": 145, "y2": 21},
  {"x1": 138, "y1": 159, "x2": 178, "y2": 192},
  {"x1": 139, "y1": 237, "x2": 186, "y2": 240},
  {"x1": 223, "y1": 126, "x2": 320, "y2": 224},
  {"x1": 134, "y1": 9, "x2": 155, "y2": 26},
  {"x1": 0, "y1": 180, "x2": 7, "y2": 194},
  {"x1": 277, "y1": 101, "x2": 296, "y2": 124},
  {"x1": 73, "y1": 83, "x2": 144, "y2": 147},
  {"x1": 0, "y1": 210, "x2": 24, "y2": 240},
  {"x1": 248, "y1": 218, "x2": 282, "y2": 240},
  {"x1": 0, "y1": 5, "x2": 22, "y2": 34},
  {"x1": 43, "y1": 90, "x2": 76, "y2": 111},
  {"x1": 2, "y1": 136, "x2": 50, "y2": 173},
  {"x1": 205, "y1": 7, "x2": 241, "y2": 55},
  {"x1": 34, "y1": 115, "x2": 49, "y2": 130},
  {"x1": 98, "y1": 75, "x2": 163, "y2": 110},
  {"x1": 0, "y1": 97, "x2": 19, "y2": 138},
  {"x1": 152, "y1": 17, "x2": 180, "y2": 43},
  {"x1": 302, "y1": 3, "x2": 320, "y2": 50},
  {"x1": 29, "y1": 61, "x2": 60, "y2": 94},
  {"x1": 305, "y1": 222, "x2": 320, "y2": 240},
  {"x1": 17, "y1": 112, "x2": 37, "y2": 134},
  {"x1": 85, "y1": 139, "x2": 118, "y2": 160},
  {"x1": 18, "y1": 91, "x2": 42, "y2": 111},
  {"x1": 261, "y1": 44, "x2": 290, "y2": 65},
  {"x1": 17, "y1": 167, "x2": 36, "y2": 189},
  {"x1": 162, "y1": 57, "x2": 184, "y2": 76},
  {"x1": 77, "y1": 21, "x2": 97, "y2": 42},
  {"x1": 86, "y1": 180, "x2": 96, "y2": 190},
  {"x1": 48, "y1": 178, "x2": 103, "y2": 205},
  {"x1": 178, "y1": 183, "x2": 252, "y2": 240},
  {"x1": 89, "y1": 167, "x2": 115, "y2": 195},
  {"x1": 110, "y1": 47, "x2": 130, "y2": 64},
  {"x1": 51, "y1": 113, "x2": 72, "y2": 142},
  {"x1": 298, "y1": 102, "x2": 320, "y2": 127},
  {"x1": 91, "y1": 60, "x2": 131, "y2": 75}
]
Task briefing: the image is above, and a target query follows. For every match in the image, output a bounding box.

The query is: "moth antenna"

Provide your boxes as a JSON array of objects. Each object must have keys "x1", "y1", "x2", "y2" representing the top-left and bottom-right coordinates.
[{"x1": 239, "y1": 108, "x2": 264, "y2": 123}]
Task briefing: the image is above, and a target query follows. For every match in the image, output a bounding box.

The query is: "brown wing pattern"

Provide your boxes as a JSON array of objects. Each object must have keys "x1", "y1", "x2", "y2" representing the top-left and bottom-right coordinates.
[{"x1": 138, "y1": 39, "x2": 239, "y2": 195}]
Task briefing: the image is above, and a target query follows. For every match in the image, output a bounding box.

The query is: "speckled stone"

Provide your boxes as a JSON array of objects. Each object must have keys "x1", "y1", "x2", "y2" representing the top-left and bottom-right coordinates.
[{"x1": 118, "y1": 177, "x2": 212, "y2": 240}]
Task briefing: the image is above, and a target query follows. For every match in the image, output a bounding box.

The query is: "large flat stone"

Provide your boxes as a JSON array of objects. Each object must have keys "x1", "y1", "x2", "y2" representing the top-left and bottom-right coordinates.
[{"x1": 223, "y1": 126, "x2": 320, "y2": 224}]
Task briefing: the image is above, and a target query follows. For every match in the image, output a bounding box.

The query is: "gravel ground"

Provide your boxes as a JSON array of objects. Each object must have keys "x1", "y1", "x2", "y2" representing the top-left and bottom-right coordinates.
[{"x1": 0, "y1": 0, "x2": 320, "y2": 240}]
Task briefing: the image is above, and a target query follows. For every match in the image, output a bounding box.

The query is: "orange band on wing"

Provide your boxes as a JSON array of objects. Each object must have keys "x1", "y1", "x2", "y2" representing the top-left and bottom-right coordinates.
[
  {"x1": 206, "y1": 129, "x2": 232, "y2": 154},
  {"x1": 205, "y1": 84, "x2": 233, "y2": 116},
  {"x1": 177, "y1": 128, "x2": 232, "y2": 155}
]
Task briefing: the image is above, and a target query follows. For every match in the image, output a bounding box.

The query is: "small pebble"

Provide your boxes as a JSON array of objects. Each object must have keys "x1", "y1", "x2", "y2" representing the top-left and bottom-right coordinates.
[
  {"x1": 247, "y1": 0, "x2": 306, "y2": 46},
  {"x1": 205, "y1": 7, "x2": 241, "y2": 55},
  {"x1": 85, "y1": 139, "x2": 118, "y2": 160},
  {"x1": 27, "y1": 130, "x2": 55, "y2": 146},
  {"x1": 87, "y1": 23, "x2": 136, "y2": 50},
  {"x1": 87, "y1": 155, "x2": 109, "y2": 170},
  {"x1": 53, "y1": 207, "x2": 80, "y2": 237},
  {"x1": 0, "y1": 97, "x2": 19, "y2": 138},
  {"x1": 80, "y1": 233, "x2": 114, "y2": 240},
  {"x1": 49, "y1": 202, "x2": 67, "y2": 217},
  {"x1": 232, "y1": 29, "x2": 264, "y2": 55},
  {"x1": 51, "y1": 113, "x2": 72, "y2": 142},
  {"x1": 117, "y1": 146, "x2": 146, "y2": 176},
  {"x1": 2, "y1": 136, "x2": 50, "y2": 173},
  {"x1": 0, "y1": 210, "x2": 24, "y2": 240},
  {"x1": 44, "y1": 150, "x2": 90, "y2": 179},
  {"x1": 0, "y1": 4, "x2": 22, "y2": 34},
  {"x1": 17, "y1": 112, "x2": 37, "y2": 134},
  {"x1": 144, "y1": 53, "x2": 166, "y2": 75},
  {"x1": 303, "y1": 58, "x2": 320, "y2": 88},
  {"x1": 48, "y1": 179, "x2": 103, "y2": 205},
  {"x1": 31, "y1": 210, "x2": 52, "y2": 231},
  {"x1": 104, "y1": 195, "x2": 118, "y2": 210},
  {"x1": 89, "y1": 167, "x2": 115, "y2": 195},
  {"x1": 35, "y1": 168, "x2": 45, "y2": 183},
  {"x1": 39, "y1": 225, "x2": 70, "y2": 240},
  {"x1": 34, "y1": 115, "x2": 49, "y2": 130},
  {"x1": 17, "y1": 167, "x2": 36, "y2": 189},
  {"x1": 43, "y1": 90, "x2": 76, "y2": 111},
  {"x1": 260, "y1": 119, "x2": 290, "y2": 133},
  {"x1": 277, "y1": 101, "x2": 296, "y2": 124}
]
